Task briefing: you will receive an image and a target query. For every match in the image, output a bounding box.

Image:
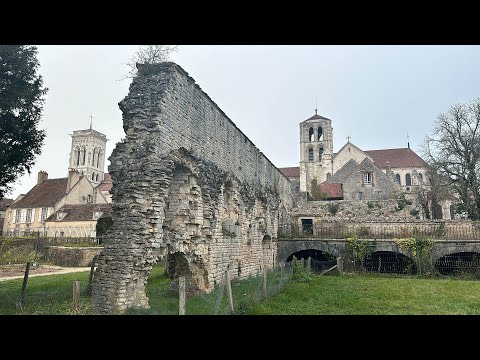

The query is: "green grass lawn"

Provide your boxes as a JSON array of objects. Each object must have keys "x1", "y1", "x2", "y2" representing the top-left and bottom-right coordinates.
[
  {"x1": 248, "y1": 273, "x2": 480, "y2": 315},
  {"x1": 2, "y1": 267, "x2": 480, "y2": 315}
]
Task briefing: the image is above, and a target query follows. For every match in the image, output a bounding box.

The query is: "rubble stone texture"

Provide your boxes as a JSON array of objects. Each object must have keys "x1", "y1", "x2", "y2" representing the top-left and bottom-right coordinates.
[{"x1": 92, "y1": 63, "x2": 292, "y2": 314}]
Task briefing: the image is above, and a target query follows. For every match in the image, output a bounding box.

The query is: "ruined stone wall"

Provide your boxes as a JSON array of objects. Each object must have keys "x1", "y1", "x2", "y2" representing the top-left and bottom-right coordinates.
[{"x1": 92, "y1": 62, "x2": 292, "y2": 314}]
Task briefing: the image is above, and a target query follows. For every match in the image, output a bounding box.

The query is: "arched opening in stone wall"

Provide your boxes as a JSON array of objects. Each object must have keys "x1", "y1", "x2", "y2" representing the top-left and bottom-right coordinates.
[
  {"x1": 318, "y1": 127, "x2": 323, "y2": 141},
  {"x1": 364, "y1": 251, "x2": 416, "y2": 274},
  {"x1": 162, "y1": 164, "x2": 209, "y2": 293},
  {"x1": 309, "y1": 127, "x2": 314, "y2": 142},
  {"x1": 405, "y1": 173, "x2": 411, "y2": 186},
  {"x1": 286, "y1": 249, "x2": 336, "y2": 273},
  {"x1": 395, "y1": 174, "x2": 401, "y2": 185},
  {"x1": 435, "y1": 252, "x2": 480, "y2": 275},
  {"x1": 432, "y1": 203, "x2": 443, "y2": 220}
]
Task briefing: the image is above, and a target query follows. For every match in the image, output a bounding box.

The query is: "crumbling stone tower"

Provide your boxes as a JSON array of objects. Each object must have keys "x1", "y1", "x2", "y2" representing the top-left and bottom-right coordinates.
[{"x1": 91, "y1": 62, "x2": 292, "y2": 314}]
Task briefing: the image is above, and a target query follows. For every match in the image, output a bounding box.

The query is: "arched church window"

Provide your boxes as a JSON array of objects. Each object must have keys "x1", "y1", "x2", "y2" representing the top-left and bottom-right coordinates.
[
  {"x1": 87, "y1": 152, "x2": 91, "y2": 166},
  {"x1": 308, "y1": 148, "x2": 314, "y2": 161},
  {"x1": 319, "y1": 147, "x2": 324, "y2": 161},
  {"x1": 396, "y1": 174, "x2": 401, "y2": 185},
  {"x1": 76, "y1": 147, "x2": 80, "y2": 166},
  {"x1": 82, "y1": 147, "x2": 86, "y2": 165},
  {"x1": 406, "y1": 173, "x2": 411, "y2": 186},
  {"x1": 96, "y1": 173, "x2": 99, "y2": 182},
  {"x1": 418, "y1": 173, "x2": 423, "y2": 181},
  {"x1": 309, "y1": 127, "x2": 314, "y2": 142},
  {"x1": 318, "y1": 127, "x2": 323, "y2": 141},
  {"x1": 97, "y1": 151, "x2": 101, "y2": 168},
  {"x1": 92, "y1": 172, "x2": 95, "y2": 181}
]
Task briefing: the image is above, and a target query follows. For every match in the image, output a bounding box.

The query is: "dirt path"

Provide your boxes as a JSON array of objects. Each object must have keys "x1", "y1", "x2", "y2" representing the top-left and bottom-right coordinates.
[{"x1": 0, "y1": 266, "x2": 92, "y2": 282}]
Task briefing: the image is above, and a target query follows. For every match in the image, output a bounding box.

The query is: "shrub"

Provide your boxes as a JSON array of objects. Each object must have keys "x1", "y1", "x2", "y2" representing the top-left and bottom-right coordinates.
[{"x1": 328, "y1": 203, "x2": 339, "y2": 215}]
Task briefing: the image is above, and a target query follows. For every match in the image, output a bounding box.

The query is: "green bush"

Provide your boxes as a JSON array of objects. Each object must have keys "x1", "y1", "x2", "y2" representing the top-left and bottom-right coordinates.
[{"x1": 328, "y1": 203, "x2": 339, "y2": 215}]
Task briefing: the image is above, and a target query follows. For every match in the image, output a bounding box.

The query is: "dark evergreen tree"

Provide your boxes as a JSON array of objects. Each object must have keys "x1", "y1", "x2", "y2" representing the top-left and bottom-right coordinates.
[{"x1": 0, "y1": 45, "x2": 47, "y2": 199}]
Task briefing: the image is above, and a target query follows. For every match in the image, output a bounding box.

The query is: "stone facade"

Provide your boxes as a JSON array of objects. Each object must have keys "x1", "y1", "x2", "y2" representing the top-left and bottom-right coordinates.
[{"x1": 92, "y1": 62, "x2": 292, "y2": 314}]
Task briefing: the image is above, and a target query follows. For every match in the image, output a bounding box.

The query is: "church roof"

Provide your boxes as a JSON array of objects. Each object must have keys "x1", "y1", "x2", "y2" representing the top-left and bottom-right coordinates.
[
  {"x1": 10, "y1": 178, "x2": 68, "y2": 209},
  {"x1": 365, "y1": 148, "x2": 428, "y2": 169},
  {"x1": 278, "y1": 167, "x2": 300, "y2": 178},
  {"x1": 301, "y1": 113, "x2": 332, "y2": 123},
  {"x1": 327, "y1": 159, "x2": 359, "y2": 183}
]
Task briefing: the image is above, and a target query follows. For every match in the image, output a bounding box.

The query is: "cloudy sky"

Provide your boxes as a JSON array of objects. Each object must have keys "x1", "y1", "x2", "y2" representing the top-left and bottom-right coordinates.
[{"x1": 7, "y1": 45, "x2": 480, "y2": 199}]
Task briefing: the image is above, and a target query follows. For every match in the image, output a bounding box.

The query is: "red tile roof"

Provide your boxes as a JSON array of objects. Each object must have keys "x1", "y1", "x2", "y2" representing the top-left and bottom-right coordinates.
[
  {"x1": 319, "y1": 183, "x2": 343, "y2": 199},
  {"x1": 97, "y1": 173, "x2": 112, "y2": 192},
  {"x1": 365, "y1": 148, "x2": 428, "y2": 169},
  {"x1": 278, "y1": 167, "x2": 300, "y2": 178},
  {"x1": 46, "y1": 204, "x2": 111, "y2": 222},
  {"x1": 10, "y1": 178, "x2": 68, "y2": 209},
  {"x1": 0, "y1": 198, "x2": 14, "y2": 211}
]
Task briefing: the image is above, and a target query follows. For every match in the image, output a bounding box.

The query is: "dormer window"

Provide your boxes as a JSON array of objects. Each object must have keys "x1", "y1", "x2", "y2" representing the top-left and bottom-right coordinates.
[
  {"x1": 363, "y1": 172, "x2": 373, "y2": 185},
  {"x1": 93, "y1": 211, "x2": 102, "y2": 220},
  {"x1": 56, "y1": 211, "x2": 66, "y2": 220}
]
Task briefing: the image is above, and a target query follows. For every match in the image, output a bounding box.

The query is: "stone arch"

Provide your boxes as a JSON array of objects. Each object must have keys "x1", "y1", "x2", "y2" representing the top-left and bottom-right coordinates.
[
  {"x1": 286, "y1": 248, "x2": 335, "y2": 262},
  {"x1": 435, "y1": 252, "x2": 480, "y2": 275},
  {"x1": 277, "y1": 240, "x2": 343, "y2": 262},
  {"x1": 318, "y1": 127, "x2": 323, "y2": 141},
  {"x1": 309, "y1": 127, "x2": 314, "y2": 142},
  {"x1": 364, "y1": 251, "x2": 416, "y2": 274}
]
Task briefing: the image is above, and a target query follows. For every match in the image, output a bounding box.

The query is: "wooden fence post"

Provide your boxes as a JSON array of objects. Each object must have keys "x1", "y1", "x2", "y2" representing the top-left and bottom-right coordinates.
[
  {"x1": 86, "y1": 257, "x2": 96, "y2": 295},
  {"x1": 262, "y1": 265, "x2": 267, "y2": 298},
  {"x1": 280, "y1": 262, "x2": 284, "y2": 284},
  {"x1": 178, "y1": 276, "x2": 186, "y2": 315},
  {"x1": 225, "y1": 267, "x2": 234, "y2": 314},
  {"x1": 19, "y1": 261, "x2": 31, "y2": 306},
  {"x1": 72, "y1": 281, "x2": 80, "y2": 314}
]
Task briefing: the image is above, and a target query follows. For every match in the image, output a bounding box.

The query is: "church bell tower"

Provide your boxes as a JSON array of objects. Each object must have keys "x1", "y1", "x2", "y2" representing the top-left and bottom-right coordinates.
[{"x1": 299, "y1": 110, "x2": 334, "y2": 192}]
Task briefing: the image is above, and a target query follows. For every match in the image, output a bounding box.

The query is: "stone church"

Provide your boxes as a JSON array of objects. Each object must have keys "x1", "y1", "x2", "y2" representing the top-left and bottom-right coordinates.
[
  {"x1": 279, "y1": 111, "x2": 430, "y2": 201},
  {"x1": 3, "y1": 125, "x2": 112, "y2": 237}
]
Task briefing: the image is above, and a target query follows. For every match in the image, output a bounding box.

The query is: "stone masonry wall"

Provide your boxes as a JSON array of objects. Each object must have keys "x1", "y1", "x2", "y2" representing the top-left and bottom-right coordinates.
[{"x1": 92, "y1": 63, "x2": 292, "y2": 314}]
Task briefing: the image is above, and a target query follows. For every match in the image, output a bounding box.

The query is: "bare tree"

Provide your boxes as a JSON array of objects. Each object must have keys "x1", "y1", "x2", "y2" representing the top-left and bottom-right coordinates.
[
  {"x1": 423, "y1": 98, "x2": 480, "y2": 220},
  {"x1": 125, "y1": 45, "x2": 179, "y2": 79}
]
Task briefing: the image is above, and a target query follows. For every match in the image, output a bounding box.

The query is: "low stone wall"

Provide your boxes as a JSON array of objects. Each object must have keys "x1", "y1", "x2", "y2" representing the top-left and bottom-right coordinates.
[
  {"x1": 46, "y1": 246, "x2": 103, "y2": 267},
  {"x1": 293, "y1": 199, "x2": 421, "y2": 222}
]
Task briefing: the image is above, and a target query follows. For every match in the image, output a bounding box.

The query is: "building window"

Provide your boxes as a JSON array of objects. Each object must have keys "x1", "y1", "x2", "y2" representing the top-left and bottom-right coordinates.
[
  {"x1": 406, "y1": 173, "x2": 411, "y2": 186},
  {"x1": 363, "y1": 172, "x2": 372, "y2": 185},
  {"x1": 96, "y1": 173, "x2": 99, "y2": 182},
  {"x1": 82, "y1": 147, "x2": 86, "y2": 165},
  {"x1": 97, "y1": 151, "x2": 101, "y2": 168},
  {"x1": 93, "y1": 210, "x2": 102, "y2": 220},
  {"x1": 308, "y1": 148, "x2": 314, "y2": 161},
  {"x1": 26, "y1": 209, "x2": 34, "y2": 223},
  {"x1": 41, "y1": 207, "x2": 49, "y2": 222},
  {"x1": 395, "y1": 174, "x2": 401, "y2": 185},
  {"x1": 76, "y1": 147, "x2": 80, "y2": 166},
  {"x1": 319, "y1": 147, "x2": 324, "y2": 161},
  {"x1": 355, "y1": 192, "x2": 363, "y2": 200},
  {"x1": 92, "y1": 172, "x2": 95, "y2": 181},
  {"x1": 418, "y1": 173, "x2": 423, "y2": 181},
  {"x1": 318, "y1": 127, "x2": 323, "y2": 141},
  {"x1": 87, "y1": 194, "x2": 93, "y2": 203},
  {"x1": 15, "y1": 209, "x2": 22, "y2": 223},
  {"x1": 309, "y1": 127, "x2": 314, "y2": 142},
  {"x1": 60, "y1": 231, "x2": 64, "y2": 237},
  {"x1": 301, "y1": 219, "x2": 313, "y2": 235}
]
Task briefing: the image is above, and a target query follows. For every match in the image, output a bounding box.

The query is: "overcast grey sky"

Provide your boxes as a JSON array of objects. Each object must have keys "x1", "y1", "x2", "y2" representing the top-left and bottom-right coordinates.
[{"x1": 7, "y1": 45, "x2": 480, "y2": 199}]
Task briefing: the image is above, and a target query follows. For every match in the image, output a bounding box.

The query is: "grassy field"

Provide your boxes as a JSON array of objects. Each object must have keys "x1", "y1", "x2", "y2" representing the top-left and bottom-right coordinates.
[
  {"x1": 248, "y1": 273, "x2": 480, "y2": 315},
  {"x1": 2, "y1": 267, "x2": 480, "y2": 315}
]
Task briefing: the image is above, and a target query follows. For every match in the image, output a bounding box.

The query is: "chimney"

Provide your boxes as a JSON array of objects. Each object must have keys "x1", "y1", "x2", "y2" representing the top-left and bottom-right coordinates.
[
  {"x1": 66, "y1": 169, "x2": 81, "y2": 193},
  {"x1": 37, "y1": 171, "x2": 48, "y2": 184}
]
